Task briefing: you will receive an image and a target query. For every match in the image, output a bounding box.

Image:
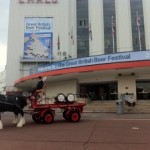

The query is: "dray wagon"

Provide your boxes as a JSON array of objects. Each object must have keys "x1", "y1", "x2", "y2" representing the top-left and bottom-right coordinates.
[{"x1": 27, "y1": 93, "x2": 86, "y2": 124}]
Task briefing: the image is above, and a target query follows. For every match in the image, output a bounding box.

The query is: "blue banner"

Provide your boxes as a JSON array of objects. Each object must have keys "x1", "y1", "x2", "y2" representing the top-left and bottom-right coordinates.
[{"x1": 30, "y1": 50, "x2": 150, "y2": 75}]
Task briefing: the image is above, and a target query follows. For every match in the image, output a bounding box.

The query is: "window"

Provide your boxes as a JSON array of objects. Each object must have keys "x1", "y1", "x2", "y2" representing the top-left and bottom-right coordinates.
[
  {"x1": 103, "y1": 0, "x2": 117, "y2": 54},
  {"x1": 80, "y1": 82, "x2": 118, "y2": 101},
  {"x1": 130, "y1": 0, "x2": 146, "y2": 51},
  {"x1": 78, "y1": 41, "x2": 86, "y2": 47},
  {"x1": 78, "y1": 19, "x2": 86, "y2": 27},
  {"x1": 76, "y1": 0, "x2": 89, "y2": 58},
  {"x1": 136, "y1": 81, "x2": 150, "y2": 100}
]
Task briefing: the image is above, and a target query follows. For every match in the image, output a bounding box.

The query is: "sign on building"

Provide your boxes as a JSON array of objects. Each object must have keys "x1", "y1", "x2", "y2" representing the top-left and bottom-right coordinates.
[{"x1": 24, "y1": 17, "x2": 53, "y2": 60}]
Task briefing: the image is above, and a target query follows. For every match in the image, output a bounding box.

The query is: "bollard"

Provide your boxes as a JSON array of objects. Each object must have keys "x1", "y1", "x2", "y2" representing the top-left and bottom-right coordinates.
[{"x1": 116, "y1": 100, "x2": 124, "y2": 115}]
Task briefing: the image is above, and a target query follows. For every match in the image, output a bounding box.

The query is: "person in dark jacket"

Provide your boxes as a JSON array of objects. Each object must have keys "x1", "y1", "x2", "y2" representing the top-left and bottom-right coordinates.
[
  {"x1": 30, "y1": 76, "x2": 44, "y2": 95},
  {"x1": 35, "y1": 76, "x2": 44, "y2": 91}
]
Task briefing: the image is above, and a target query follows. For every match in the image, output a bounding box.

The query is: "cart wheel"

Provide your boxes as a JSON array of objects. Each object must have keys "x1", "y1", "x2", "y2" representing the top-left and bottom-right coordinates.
[
  {"x1": 63, "y1": 109, "x2": 70, "y2": 121},
  {"x1": 69, "y1": 110, "x2": 81, "y2": 122},
  {"x1": 32, "y1": 113, "x2": 41, "y2": 123},
  {"x1": 43, "y1": 111, "x2": 54, "y2": 124}
]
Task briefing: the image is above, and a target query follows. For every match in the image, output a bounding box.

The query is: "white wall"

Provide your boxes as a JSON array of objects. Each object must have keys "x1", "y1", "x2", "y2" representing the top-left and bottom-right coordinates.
[
  {"x1": 0, "y1": 70, "x2": 6, "y2": 94},
  {"x1": 116, "y1": 0, "x2": 133, "y2": 52},
  {"x1": 118, "y1": 75, "x2": 136, "y2": 97},
  {"x1": 79, "y1": 75, "x2": 117, "y2": 84},
  {"x1": 89, "y1": 0, "x2": 133, "y2": 54},
  {"x1": 89, "y1": 0, "x2": 104, "y2": 56},
  {"x1": 45, "y1": 80, "x2": 78, "y2": 97},
  {"x1": 68, "y1": 0, "x2": 77, "y2": 58},
  {"x1": 143, "y1": 0, "x2": 150, "y2": 50},
  {"x1": 6, "y1": 0, "x2": 75, "y2": 86}
]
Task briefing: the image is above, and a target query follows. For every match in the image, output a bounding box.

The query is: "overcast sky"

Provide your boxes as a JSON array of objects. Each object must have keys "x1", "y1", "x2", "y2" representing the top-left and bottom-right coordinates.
[{"x1": 0, "y1": 0, "x2": 10, "y2": 72}]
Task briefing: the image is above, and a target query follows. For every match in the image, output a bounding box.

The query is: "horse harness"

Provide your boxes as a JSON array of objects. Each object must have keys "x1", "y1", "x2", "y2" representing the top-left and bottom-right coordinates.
[{"x1": 0, "y1": 95, "x2": 22, "y2": 112}]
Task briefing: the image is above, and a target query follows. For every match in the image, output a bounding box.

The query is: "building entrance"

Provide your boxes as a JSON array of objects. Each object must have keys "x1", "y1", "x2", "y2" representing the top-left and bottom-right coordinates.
[{"x1": 80, "y1": 82, "x2": 118, "y2": 101}]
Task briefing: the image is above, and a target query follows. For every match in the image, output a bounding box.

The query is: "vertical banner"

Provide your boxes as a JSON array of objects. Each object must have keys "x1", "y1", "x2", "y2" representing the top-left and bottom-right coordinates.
[{"x1": 24, "y1": 17, "x2": 53, "y2": 60}]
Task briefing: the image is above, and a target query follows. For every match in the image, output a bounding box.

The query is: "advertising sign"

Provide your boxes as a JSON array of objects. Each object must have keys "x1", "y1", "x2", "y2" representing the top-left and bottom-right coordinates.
[
  {"x1": 30, "y1": 50, "x2": 150, "y2": 74},
  {"x1": 24, "y1": 17, "x2": 53, "y2": 60},
  {"x1": 19, "y1": 0, "x2": 58, "y2": 4}
]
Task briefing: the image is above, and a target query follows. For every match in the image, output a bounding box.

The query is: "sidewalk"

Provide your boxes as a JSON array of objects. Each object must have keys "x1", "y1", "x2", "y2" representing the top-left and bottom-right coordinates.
[{"x1": 81, "y1": 112, "x2": 150, "y2": 120}]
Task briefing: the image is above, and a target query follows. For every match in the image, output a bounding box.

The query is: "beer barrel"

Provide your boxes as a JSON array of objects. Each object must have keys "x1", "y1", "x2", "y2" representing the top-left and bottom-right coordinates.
[
  {"x1": 66, "y1": 93, "x2": 75, "y2": 102},
  {"x1": 57, "y1": 93, "x2": 66, "y2": 102}
]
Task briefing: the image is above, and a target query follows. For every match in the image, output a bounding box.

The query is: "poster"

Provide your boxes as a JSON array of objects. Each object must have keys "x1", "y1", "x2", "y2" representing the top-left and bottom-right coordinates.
[{"x1": 24, "y1": 17, "x2": 53, "y2": 60}]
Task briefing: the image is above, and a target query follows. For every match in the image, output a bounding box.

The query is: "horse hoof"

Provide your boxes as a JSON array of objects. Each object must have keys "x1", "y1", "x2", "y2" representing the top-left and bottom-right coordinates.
[
  {"x1": 0, "y1": 121, "x2": 3, "y2": 129},
  {"x1": 17, "y1": 121, "x2": 26, "y2": 127},
  {"x1": 17, "y1": 124, "x2": 23, "y2": 128}
]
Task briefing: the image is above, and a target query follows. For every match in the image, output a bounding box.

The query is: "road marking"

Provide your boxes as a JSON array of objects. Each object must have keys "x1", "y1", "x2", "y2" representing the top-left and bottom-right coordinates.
[{"x1": 132, "y1": 127, "x2": 139, "y2": 130}]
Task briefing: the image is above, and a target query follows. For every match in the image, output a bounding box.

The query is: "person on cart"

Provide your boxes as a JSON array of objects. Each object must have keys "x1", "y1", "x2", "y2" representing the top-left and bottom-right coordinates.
[
  {"x1": 30, "y1": 76, "x2": 44, "y2": 99},
  {"x1": 35, "y1": 76, "x2": 44, "y2": 92}
]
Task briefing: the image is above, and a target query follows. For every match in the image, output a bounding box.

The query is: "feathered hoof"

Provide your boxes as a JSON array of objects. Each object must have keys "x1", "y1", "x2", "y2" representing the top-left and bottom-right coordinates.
[
  {"x1": 0, "y1": 121, "x2": 3, "y2": 129},
  {"x1": 17, "y1": 123, "x2": 23, "y2": 128},
  {"x1": 17, "y1": 117, "x2": 26, "y2": 128}
]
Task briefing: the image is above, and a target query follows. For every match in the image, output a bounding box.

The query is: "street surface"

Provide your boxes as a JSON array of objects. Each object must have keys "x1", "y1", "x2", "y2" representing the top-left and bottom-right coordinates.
[{"x1": 0, "y1": 112, "x2": 150, "y2": 150}]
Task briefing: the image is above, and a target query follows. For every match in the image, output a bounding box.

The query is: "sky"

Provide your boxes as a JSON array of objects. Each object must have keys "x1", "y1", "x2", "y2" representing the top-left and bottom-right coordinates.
[{"x1": 0, "y1": 0, "x2": 10, "y2": 72}]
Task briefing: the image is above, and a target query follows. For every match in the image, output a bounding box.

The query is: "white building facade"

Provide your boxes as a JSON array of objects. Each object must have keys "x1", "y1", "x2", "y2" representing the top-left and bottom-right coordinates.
[
  {"x1": 6, "y1": 0, "x2": 150, "y2": 101},
  {"x1": 0, "y1": 70, "x2": 6, "y2": 94}
]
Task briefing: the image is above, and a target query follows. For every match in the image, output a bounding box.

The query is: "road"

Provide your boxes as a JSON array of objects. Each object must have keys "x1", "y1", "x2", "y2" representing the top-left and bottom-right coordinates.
[{"x1": 0, "y1": 112, "x2": 150, "y2": 150}]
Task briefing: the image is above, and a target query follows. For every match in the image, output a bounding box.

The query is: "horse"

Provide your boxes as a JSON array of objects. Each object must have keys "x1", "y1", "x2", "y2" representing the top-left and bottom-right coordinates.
[{"x1": 0, "y1": 94, "x2": 27, "y2": 129}]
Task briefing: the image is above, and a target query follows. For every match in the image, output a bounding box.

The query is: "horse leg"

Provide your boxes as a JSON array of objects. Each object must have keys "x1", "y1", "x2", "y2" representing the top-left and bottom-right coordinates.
[
  {"x1": 17, "y1": 114, "x2": 26, "y2": 128},
  {"x1": 16, "y1": 106, "x2": 26, "y2": 128},
  {"x1": 12, "y1": 112, "x2": 19, "y2": 125},
  {"x1": 0, "y1": 113, "x2": 3, "y2": 129}
]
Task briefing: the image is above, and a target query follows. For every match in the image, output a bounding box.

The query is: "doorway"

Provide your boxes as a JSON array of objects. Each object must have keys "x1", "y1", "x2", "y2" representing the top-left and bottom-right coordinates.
[{"x1": 80, "y1": 82, "x2": 118, "y2": 101}]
